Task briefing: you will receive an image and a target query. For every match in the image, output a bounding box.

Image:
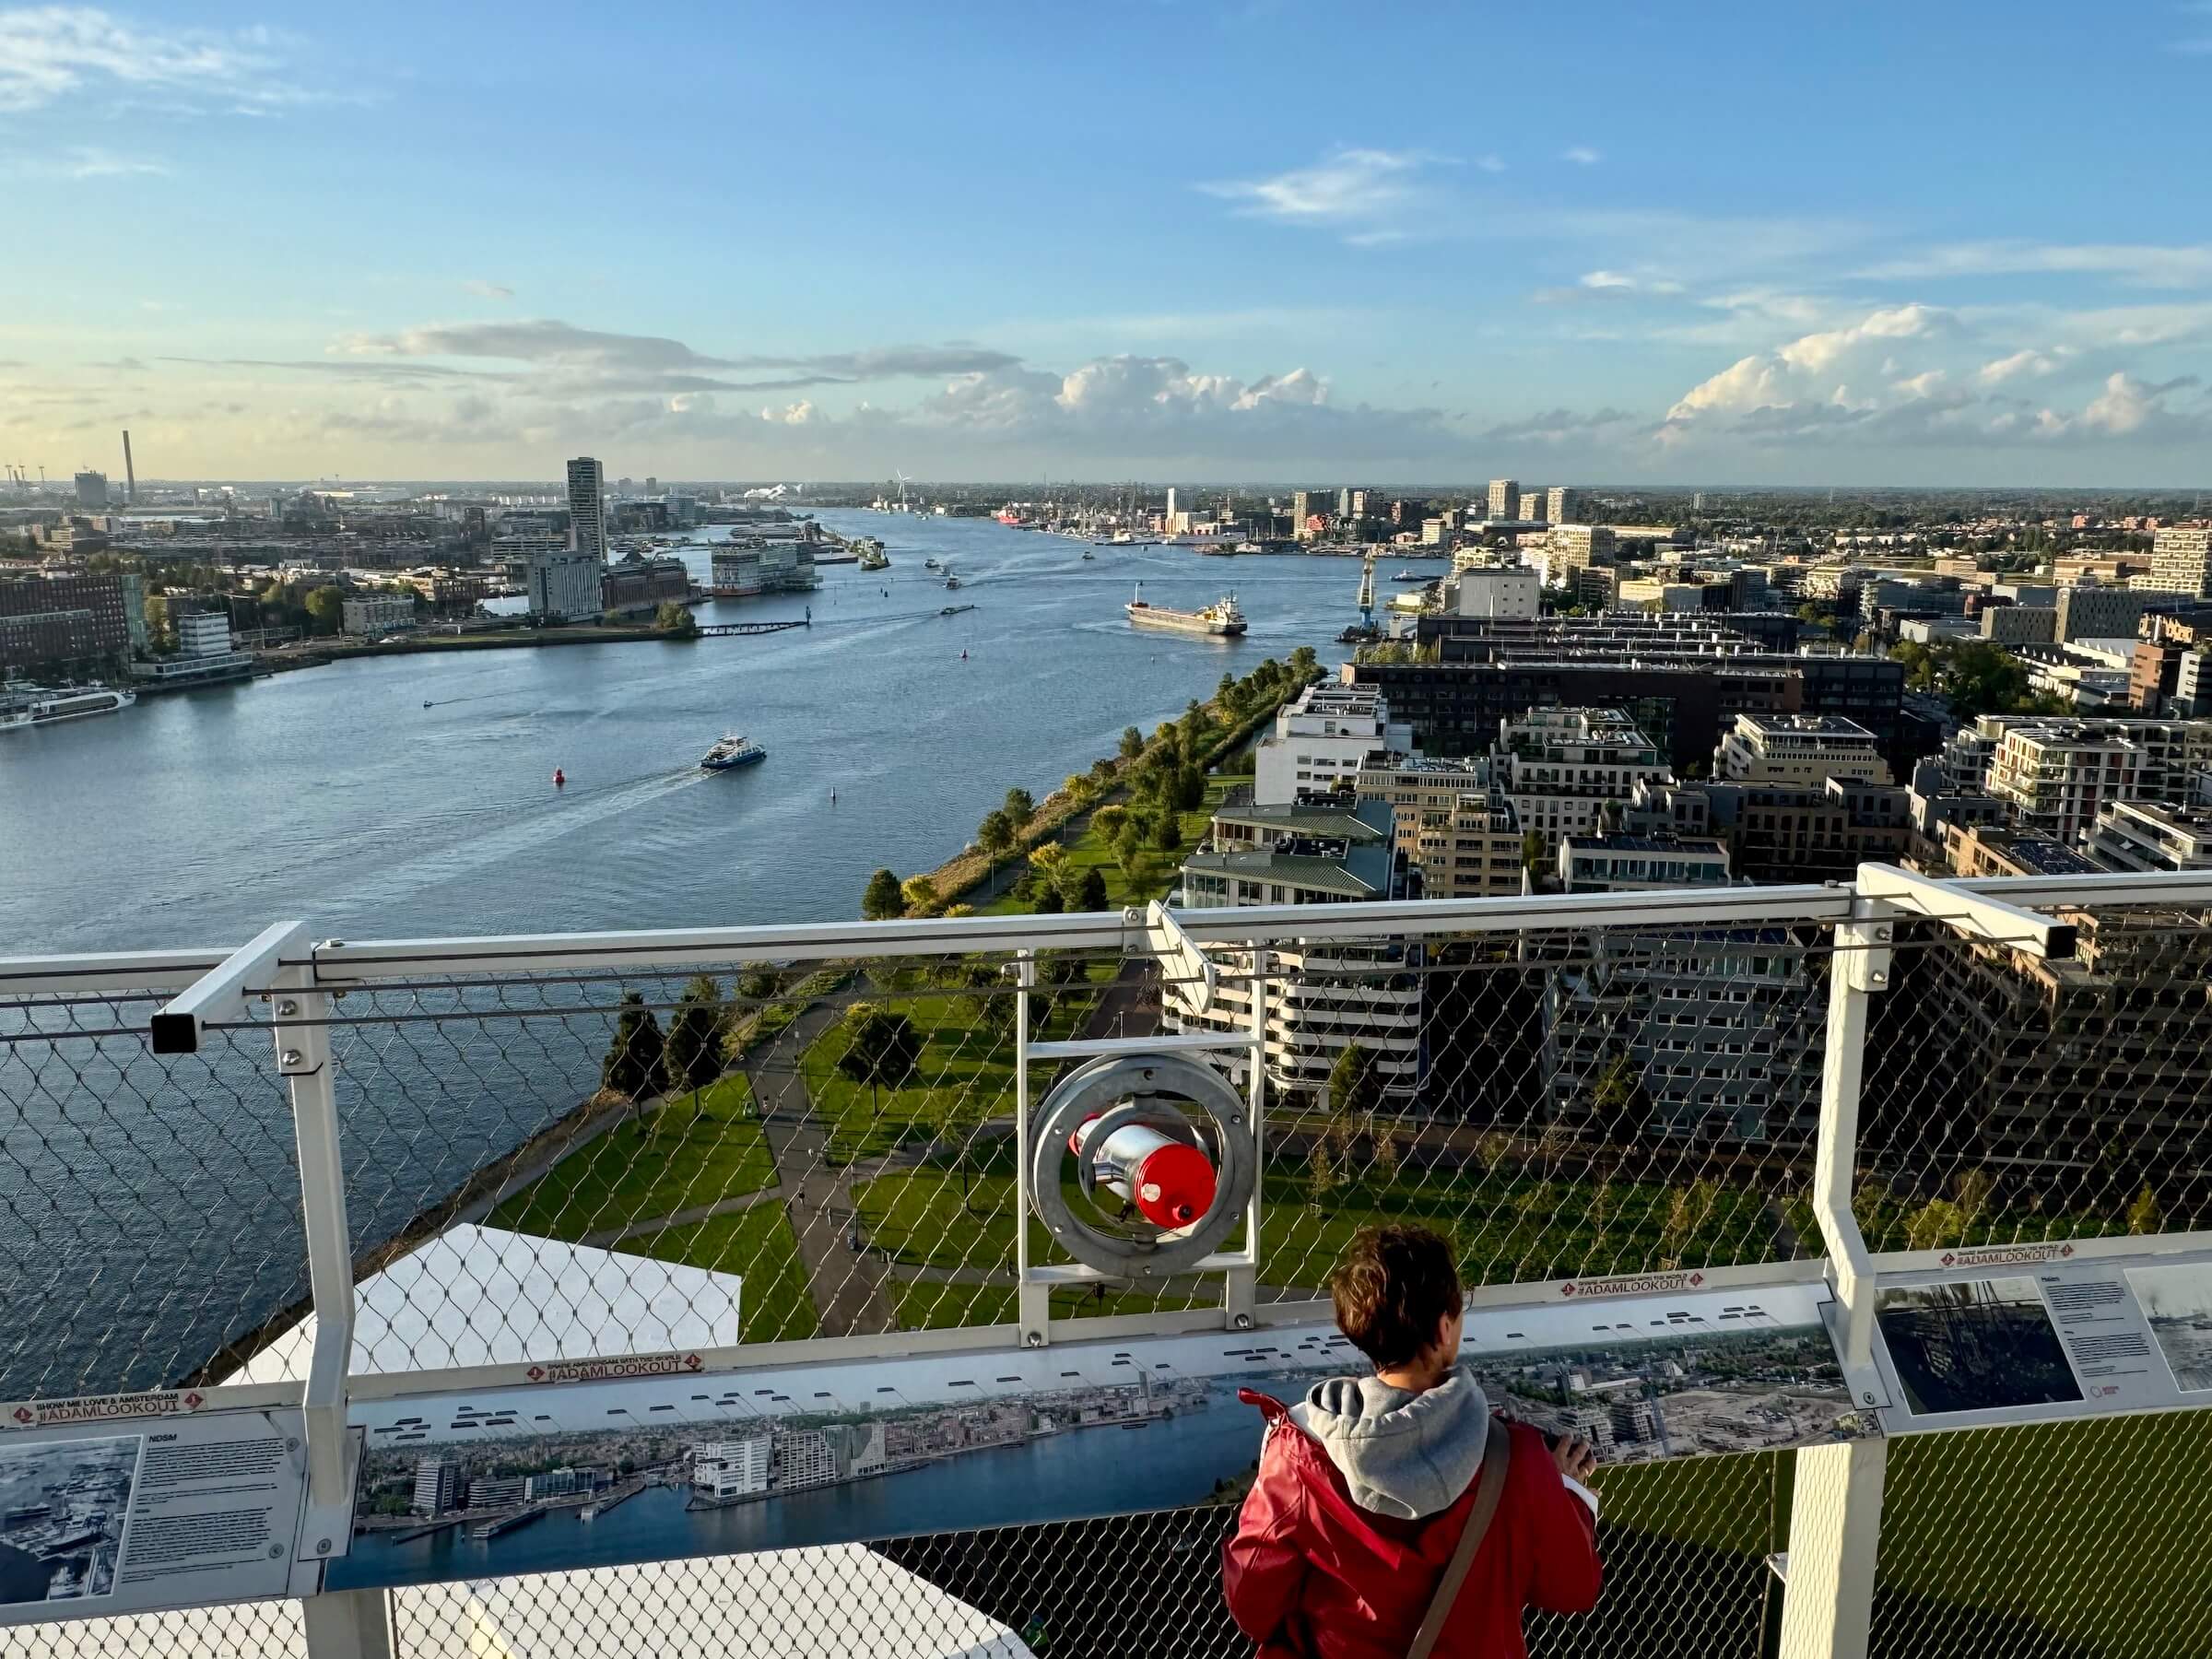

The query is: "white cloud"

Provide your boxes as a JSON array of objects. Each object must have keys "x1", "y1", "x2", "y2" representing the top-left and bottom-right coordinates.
[
  {"x1": 462, "y1": 279, "x2": 515, "y2": 301},
  {"x1": 1859, "y1": 241, "x2": 2212, "y2": 289},
  {"x1": 1977, "y1": 348, "x2": 2059, "y2": 384},
  {"x1": 1890, "y1": 369, "x2": 1947, "y2": 399},
  {"x1": 1776, "y1": 303, "x2": 1951, "y2": 373},
  {"x1": 24, "y1": 144, "x2": 168, "y2": 177},
  {"x1": 1561, "y1": 146, "x2": 1602, "y2": 165},
  {"x1": 0, "y1": 7, "x2": 298, "y2": 114},
  {"x1": 1668, "y1": 354, "x2": 1788, "y2": 419},
  {"x1": 1476, "y1": 154, "x2": 1506, "y2": 173},
  {"x1": 1196, "y1": 147, "x2": 1447, "y2": 242}
]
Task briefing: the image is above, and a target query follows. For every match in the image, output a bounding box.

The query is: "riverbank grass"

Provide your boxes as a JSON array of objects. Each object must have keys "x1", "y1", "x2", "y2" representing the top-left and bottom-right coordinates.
[{"x1": 629, "y1": 1205, "x2": 818, "y2": 1342}]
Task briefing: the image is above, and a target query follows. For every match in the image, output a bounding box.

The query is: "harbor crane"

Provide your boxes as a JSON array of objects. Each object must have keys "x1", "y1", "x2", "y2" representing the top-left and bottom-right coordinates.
[{"x1": 1357, "y1": 553, "x2": 1376, "y2": 629}]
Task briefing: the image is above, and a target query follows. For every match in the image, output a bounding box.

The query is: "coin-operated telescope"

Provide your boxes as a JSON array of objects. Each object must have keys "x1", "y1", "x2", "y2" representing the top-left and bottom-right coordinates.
[{"x1": 1028, "y1": 1053, "x2": 1255, "y2": 1278}]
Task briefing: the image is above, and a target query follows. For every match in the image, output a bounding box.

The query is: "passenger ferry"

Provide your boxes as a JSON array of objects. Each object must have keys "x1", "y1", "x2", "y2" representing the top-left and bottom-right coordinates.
[
  {"x1": 700, "y1": 734, "x2": 767, "y2": 771},
  {"x1": 0, "y1": 684, "x2": 136, "y2": 731}
]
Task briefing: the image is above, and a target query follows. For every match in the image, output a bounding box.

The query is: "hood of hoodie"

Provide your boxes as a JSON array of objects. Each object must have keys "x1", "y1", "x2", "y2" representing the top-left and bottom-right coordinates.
[{"x1": 1287, "y1": 1369, "x2": 1490, "y2": 1521}]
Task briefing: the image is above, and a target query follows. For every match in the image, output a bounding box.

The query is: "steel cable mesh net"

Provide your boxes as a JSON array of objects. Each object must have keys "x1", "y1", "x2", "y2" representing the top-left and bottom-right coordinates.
[
  {"x1": 1858, "y1": 902, "x2": 2212, "y2": 1253},
  {"x1": 0, "y1": 994, "x2": 305, "y2": 1400},
  {"x1": 1868, "y1": 1407, "x2": 2212, "y2": 1659},
  {"x1": 0, "y1": 1597, "x2": 306, "y2": 1658}
]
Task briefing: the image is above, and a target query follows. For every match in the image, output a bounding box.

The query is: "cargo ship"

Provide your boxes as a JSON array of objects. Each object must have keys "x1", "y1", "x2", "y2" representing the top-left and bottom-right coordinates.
[{"x1": 1124, "y1": 586, "x2": 1247, "y2": 638}]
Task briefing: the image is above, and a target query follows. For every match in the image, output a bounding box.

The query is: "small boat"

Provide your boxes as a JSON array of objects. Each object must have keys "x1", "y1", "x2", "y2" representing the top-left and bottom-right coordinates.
[
  {"x1": 944, "y1": 575, "x2": 962, "y2": 590},
  {"x1": 924, "y1": 557, "x2": 941, "y2": 571},
  {"x1": 700, "y1": 734, "x2": 767, "y2": 771},
  {"x1": 1082, "y1": 550, "x2": 1096, "y2": 560},
  {"x1": 940, "y1": 604, "x2": 975, "y2": 617},
  {"x1": 1393, "y1": 570, "x2": 1425, "y2": 582}
]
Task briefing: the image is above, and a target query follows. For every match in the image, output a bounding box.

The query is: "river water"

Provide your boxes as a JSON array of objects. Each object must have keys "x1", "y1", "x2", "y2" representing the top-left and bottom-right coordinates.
[
  {"x1": 0, "y1": 514, "x2": 1366, "y2": 954},
  {"x1": 0, "y1": 517, "x2": 1375, "y2": 1397}
]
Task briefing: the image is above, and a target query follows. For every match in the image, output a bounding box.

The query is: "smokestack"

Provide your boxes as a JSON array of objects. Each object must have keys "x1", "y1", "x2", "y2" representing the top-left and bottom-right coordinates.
[{"x1": 122, "y1": 430, "x2": 135, "y2": 504}]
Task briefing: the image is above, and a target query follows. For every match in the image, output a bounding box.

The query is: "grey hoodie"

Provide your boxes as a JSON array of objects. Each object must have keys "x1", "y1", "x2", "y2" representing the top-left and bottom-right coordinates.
[{"x1": 1287, "y1": 1369, "x2": 1491, "y2": 1521}]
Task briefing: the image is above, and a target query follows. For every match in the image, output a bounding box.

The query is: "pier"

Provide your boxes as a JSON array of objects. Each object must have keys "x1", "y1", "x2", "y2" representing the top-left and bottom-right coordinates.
[
  {"x1": 694, "y1": 618, "x2": 810, "y2": 638},
  {"x1": 385, "y1": 1515, "x2": 466, "y2": 1545},
  {"x1": 469, "y1": 1506, "x2": 548, "y2": 1542}
]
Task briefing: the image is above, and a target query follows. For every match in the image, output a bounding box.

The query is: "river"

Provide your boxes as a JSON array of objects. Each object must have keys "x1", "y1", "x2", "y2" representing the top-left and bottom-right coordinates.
[
  {"x1": 0, "y1": 517, "x2": 1381, "y2": 1397},
  {"x1": 0, "y1": 514, "x2": 1369, "y2": 954}
]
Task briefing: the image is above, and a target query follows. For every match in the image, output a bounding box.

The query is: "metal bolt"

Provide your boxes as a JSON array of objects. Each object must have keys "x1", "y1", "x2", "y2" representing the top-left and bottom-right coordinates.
[
  {"x1": 280, "y1": 1050, "x2": 303, "y2": 1067},
  {"x1": 1863, "y1": 1392, "x2": 1877, "y2": 1406},
  {"x1": 1233, "y1": 1313, "x2": 1253, "y2": 1331},
  {"x1": 1875, "y1": 925, "x2": 1894, "y2": 942},
  {"x1": 1870, "y1": 972, "x2": 1888, "y2": 987},
  {"x1": 1025, "y1": 1330, "x2": 1044, "y2": 1348},
  {"x1": 276, "y1": 999, "x2": 299, "y2": 1018},
  {"x1": 315, "y1": 1537, "x2": 332, "y2": 1556},
  {"x1": 286, "y1": 1437, "x2": 300, "y2": 1453},
  {"x1": 268, "y1": 1545, "x2": 285, "y2": 1559}
]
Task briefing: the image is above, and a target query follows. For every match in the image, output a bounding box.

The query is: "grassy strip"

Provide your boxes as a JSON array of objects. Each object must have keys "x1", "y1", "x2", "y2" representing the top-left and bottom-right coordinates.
[
  {"x1": 981, "y1": 773, "x2": 1241, "y2": 915},
  {"x1": 486, "y1": 1073, "x2": 769, "y2": 1239},
  {"x1": 630, "y1": 1205, "x2": 819, "y2": 1342}
]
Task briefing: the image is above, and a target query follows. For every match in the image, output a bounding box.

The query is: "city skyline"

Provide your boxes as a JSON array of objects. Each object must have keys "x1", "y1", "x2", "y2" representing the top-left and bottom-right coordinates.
[{"x1": 4, "y1": 4, "x2": 2212, "y2": 485}]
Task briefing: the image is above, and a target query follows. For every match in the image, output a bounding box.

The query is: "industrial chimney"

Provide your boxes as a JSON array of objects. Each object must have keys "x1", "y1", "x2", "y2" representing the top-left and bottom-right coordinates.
[{"x1": 122, "y1": 430, "x2": 135, "y2": 504}]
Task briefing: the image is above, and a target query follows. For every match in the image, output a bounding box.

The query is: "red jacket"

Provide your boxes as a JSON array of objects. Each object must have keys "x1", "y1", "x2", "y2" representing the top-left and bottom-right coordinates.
[{"x1": 1222, "y1": 1389, "x2": 1601, "y2": 1659}]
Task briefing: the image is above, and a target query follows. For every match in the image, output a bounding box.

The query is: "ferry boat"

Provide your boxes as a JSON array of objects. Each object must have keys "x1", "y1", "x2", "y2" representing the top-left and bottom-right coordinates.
[
  {"x1": 0, "y1": 685, "x2": 136, "y2": 731},
  {"x1": 852, "y1": 537, "x2": 889, "y2": 571},
  {"x1": 944, "y1": 574, "x2": 963, "y2": 590},
  {"x1": 700, "y1": 734, "x2": 767, "y2": 771},
  {"x1": 1124, "y1": 586, "x2": 1248, "y2": 638}
]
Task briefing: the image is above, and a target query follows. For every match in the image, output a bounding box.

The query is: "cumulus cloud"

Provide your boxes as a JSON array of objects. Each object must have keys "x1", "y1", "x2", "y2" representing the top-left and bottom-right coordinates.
[
  {"x1": 1977, "y1": 348, "x2": 2061, "y2": 383},
  {"x1": 2033, "y1": 372, "x2": 2208, "y2": 440},
  {"x1": 462, "y1": 279, "x2": 515, "y2": 300},
  {"x1": 1561, "y1": 146, "x2": 1602, "y2": 165},
  {"x1": 1535, "y1": 269, "x2": 1688, "y2": 303}
]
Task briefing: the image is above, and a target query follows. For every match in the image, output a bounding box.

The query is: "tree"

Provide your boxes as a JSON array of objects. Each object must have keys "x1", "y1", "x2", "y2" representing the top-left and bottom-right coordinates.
[
  {"x1": 737, "y1": 968, "x2": 778, "y2": 1002},
  {"x1": 1029, "y1": 842, "x2": 1067, "y2": 878},
  {"x1": 302, "y1": 585, "x2": 345, "y2": 636},
  {"x1": 654, "y1": 600, "x2": 698, "y2": 636},
  {"x1": 835, "y1": 1003, "x2": 924, "y2": 1117},
  {"x1": 1091, "y1": 805, "x2": 1129, "y2": 844},
  {"x1": 977, "y1": 809, "x2": 1015, "y2": 875},
  {"x1": 1151, "y1": 813, "x2": 1182, "y2": 853},
  {"x1": 1522, "y1": 830, "x2": 1546, "y2": 872},
  {"x1": 861, "y1": 867, "x2": 905, "y2": 920},
  {"x1": 1328, "y1": 1041, "x2": 1384, "y2": 1127},
  {"x1": 665, "y1": 976, "x2": 726, "y2": 1115},
  {"x1": 1288, "y1": 644, "x2": 1319, "y2": 680},
  {"x1": 1076, "y1": 868, "x2": 1109, "y2": 912},
  {"x1": 601, "y1": 991, "x2": 668, "y2": 1111},
  {"x1": 1032, "y1": 882, "x2": 1065, "y2": 914},
  {"x1": 1371, "y1": 1123, "x2": 1402, "y2": 1186},
  {"x1": 900, "y1": 875, "x2": 940, "y2": 913},
  {"x1": 1114, "y1": 818, "x2": 1148, "y2": 871},
  {"x1": 1063, "y1": 771, "x2": 1098, "y2": 805},
  {"x1": 1589, "y1": 1052, "x2": 1650, "y2": 1148},
  {"x1": 2128, "y1": 1182, "x2": 2163, "y2": 1235},
  {"x1": 1176, "y1": 763, "x2": 1206, "y2": 813},
  {"x1": 1119, "y1": 725, "x2": 1146, "y2": 759},
  {"x1": 1003, "y1": 786, "x2": 1036, "y2": 832}
]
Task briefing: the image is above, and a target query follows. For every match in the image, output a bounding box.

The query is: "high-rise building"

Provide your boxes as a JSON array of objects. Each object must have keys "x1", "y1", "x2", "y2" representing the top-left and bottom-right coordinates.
[
  {"x1": 411, "y1": 1458, "x2": 461, "y2": 1515},
  {"x1": 1546, "y1": 524, "x2": 1617, "y2": 577},
  {"x1": 0, "y1": 571, "x2": 137, "y2": 675},
  {"x1": 692, "y1": 1438, "x2": 771, "y2": 1498},
  {"x1": 1165, "y1": 487, "x2": 1179, "y2": 524},
  {"x1": 1453, "y1": 565, "x2": 1540, "y2": 619},
  {"x1": 1488, "y1": 479, "x2": 1520, "y2": 522},
  {"x1": 2057, "y1": 583, "x2": 2149, "y2": 643},
  {"x1": 1546, "y1": 487, "x2": 1578, "y2": 524},
  {"x1": 73, "y1": 471, "x2": 108, "y2": 509},
  {"x1": 2141, "y1": 527, "x2": 2212, "y2": 598},
  {"x1": 1985, "y1": 716, "x2": 2212, "y2": 844},
  {"x1": 527, "y1": 550, "x2": 606, "y2": 621},
  {"x1": 565, "y1": 457, "x2": 607, "y2": 562}
]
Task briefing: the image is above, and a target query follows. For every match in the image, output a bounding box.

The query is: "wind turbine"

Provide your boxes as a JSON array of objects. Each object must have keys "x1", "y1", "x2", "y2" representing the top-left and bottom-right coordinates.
[{"x1": 894, "y1": 470, "x2": 912, "y2": 512}]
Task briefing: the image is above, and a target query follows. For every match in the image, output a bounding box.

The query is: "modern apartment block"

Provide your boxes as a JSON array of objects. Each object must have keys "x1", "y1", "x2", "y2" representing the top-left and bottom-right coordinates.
[
  {"x1": 1487, "y1": 478, "x2": 1521, "y2": 521},
  {"x1": 1546, "y1": 486, "x2": 1578, "y2": 525},
  {"x1": 1413, "y1": 788, "x2": 1524, "y2": 897},
  {"x1": 0, "y1": 570, "x2": 139, "y2": 676},
  {"x1": 526, "y1": 550, "x2": 607, "y2": 621},
  {"x1": 1556, "y1": 832, "x2": 1731, "y2": 893},
  {"x1": 1253, "y1": 683, "x2": 1412, "y2": 805},
  {"x1": 565, "y1": 455, "x2": 608, "y2": 563},
  {"x1": 1984, "y1": 716, "x2": 2212, "y2": 844},
  {"x1": 1945, "y1": 825, "x2": 2100, "y2": 878},
  {"x1": 2140, "y1": 526, "x2": 2212, "y2": 598},
  {"x1": 1712, "y1": 713, "x2": 1891, "y2": 787},
  {"x1": 1702, "y1": 776, "x2": 1912, "y2": 880},
  {"x1": 1494, "y1": 707, "x2": 1674, "y2": 853},
  {"x1": 339, "y1": 593, "x2": 418, "y2": 637},
  {"x1": 1353, "y1": 753, "x2": 1494, "y2": 841},
  {"x1": 2056, "y1": 583, "x2": 2149, "y2": 643},
  {"x1": 1453, "y1": 564, "x2": 1540, "y2": 618},
  {"x1": 1168, "y1": 796, "x2": 1423, "y2": 1105},
  {"x1": 1545, "y1": 524, "x2": 1617, "y2": 577},
  {"x1": 1982, "y1": 606, "x2": 2058, "y2": 646},
  {"x1": 1538, "y1": 836, "x2": 1818, "y2": 1143},
  {"x1": 2087, "y1": 799, "x2": 2212, "y2": 873}
]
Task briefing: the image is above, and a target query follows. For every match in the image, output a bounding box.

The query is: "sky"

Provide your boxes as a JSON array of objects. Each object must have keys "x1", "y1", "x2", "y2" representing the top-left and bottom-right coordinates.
[{"x1": 6, "y1": 2, "x2": 2212, "y2": 488}]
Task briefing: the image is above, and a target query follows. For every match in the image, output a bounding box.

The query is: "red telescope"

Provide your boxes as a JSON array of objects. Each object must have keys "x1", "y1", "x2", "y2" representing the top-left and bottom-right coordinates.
[{"x1": 1071, "y1": 1115, "x2": 1218, "y2": 1229}]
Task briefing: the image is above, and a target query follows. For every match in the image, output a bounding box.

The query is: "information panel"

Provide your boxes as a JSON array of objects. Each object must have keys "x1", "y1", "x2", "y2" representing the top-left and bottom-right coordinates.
[
  {"x1": 1872, "y1": 1248, "x2": 2212, "y2": 1432},
  {"x1": 0, "y1": 1403, "x2": 308, "y2": 1627},
  {"x1": 329, "y1": 1279, "x2": 1870, "y2": 1594}
]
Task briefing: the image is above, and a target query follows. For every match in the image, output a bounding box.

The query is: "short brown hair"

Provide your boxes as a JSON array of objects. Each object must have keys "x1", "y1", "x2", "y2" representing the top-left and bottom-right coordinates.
[{"x1": 1328, "y1": 1224, "x2": 1463, "y2": 1370}]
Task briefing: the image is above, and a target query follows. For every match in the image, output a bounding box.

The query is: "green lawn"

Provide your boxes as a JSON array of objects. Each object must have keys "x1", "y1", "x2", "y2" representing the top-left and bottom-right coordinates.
[
  {"x1": 629, "y1": 1205, "x2": 818, "y2": 1343},
  {"x1": 805, "y1": 971, "x2": 1098, "y2": 1165},
  {"x1": 488, "y1": 1074, "x2": 772, "y2": 1239},
  {"x1": 982, "y1": 773, "x2": 1244, "y2": 916}
]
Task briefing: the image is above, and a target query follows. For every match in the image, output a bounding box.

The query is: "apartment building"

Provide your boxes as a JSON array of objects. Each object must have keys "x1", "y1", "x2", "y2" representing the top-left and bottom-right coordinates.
[
  {"x1": 2087, "y1": 800, "x2": 2212, "y2": 874},
  {"x1": 1414, "y1": 789, "x2": 1524, "y2": 898},
  {"x1": 2140, "y1": 526, "x2": 2212, "y2": 598},
  {"x1": 2056, "y1": 583, "x2": 2149, "y2": 643},
  {"x1": 1545, "y1": 524, "x2": 1618, "y2": 578},
  {"x1": 1556, "y1": 833, "x2": 1731, "y2": 893},
  {"x1": 1984, "y1": 717, "x2": 2212, "y2": 844},
  {"x1": 1253, "y1": 683, "x2": 1412, "y2": 805},
  {"x1": 1702, "y1": 776, "x2": 1912, "y2": 880},
  {"x1": 340, "y1": 593, "x2": 418, "y2": 637},
  {"x1": 1713, "y1": 713, "x2": 1891, "y2": 787},
  {"x1": 1495, "y1": 707, "x2": 1674, "y2": 853},
  {"x1": 1168, "y1": 796, "x2": 1423, "y2": 1104},
  {"x1": 1945, "y1": 826, "x2": 2101, "y2": 878}
]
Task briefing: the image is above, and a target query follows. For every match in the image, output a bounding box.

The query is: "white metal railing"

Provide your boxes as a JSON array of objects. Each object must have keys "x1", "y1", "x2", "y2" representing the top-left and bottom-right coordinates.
[{"x1": 6, "y1": 863, "x2": 2212, "y2": 1659}]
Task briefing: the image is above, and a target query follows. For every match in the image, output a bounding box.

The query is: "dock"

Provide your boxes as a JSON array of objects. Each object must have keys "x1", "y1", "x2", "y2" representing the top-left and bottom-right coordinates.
[
  {"x1": 695, "y1": 618, "x2": 810, "y2": 638},
  {"x1": 469, "y1": 1506, "x2": 547, "y2": 1542},
  {"x1": 386, "y1": 1515, "x2": 466, "y2": 1545}
]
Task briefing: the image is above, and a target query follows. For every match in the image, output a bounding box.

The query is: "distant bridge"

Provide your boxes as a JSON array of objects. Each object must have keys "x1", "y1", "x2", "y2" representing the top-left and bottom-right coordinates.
[{"x1": 694, "y1": 618, "x2": 810, "y2": 638}]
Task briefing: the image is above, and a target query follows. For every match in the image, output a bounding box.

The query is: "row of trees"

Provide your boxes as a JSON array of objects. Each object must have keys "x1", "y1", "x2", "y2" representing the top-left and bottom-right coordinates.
[
  {"x1": 859, "y1": 648, "x2": 1324, "y2": 920},
  {"x1": 597, "y1": 971, "x2": 780, "y2": 1113},
  {"x1": 1887, "y1": 638, "x2": 2075, "y2": 720}
]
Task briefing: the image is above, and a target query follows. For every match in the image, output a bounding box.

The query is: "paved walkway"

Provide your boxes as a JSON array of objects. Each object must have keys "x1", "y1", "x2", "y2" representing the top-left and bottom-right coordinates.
[{"x1": 579, "y1": 1184, "x2": 778, "y2": 1250}]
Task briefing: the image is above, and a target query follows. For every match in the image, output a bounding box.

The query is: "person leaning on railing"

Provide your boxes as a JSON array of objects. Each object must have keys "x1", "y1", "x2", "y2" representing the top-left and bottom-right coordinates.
[{"x1": 1223, "y1": 1224, "x2": 1601, "y2": 1659}]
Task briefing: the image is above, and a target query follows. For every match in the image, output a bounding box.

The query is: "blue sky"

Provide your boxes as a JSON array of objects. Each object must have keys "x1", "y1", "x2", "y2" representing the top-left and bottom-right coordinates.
[{"x1": 6, "y1": 1, "x2": 2212, "y2": 485}]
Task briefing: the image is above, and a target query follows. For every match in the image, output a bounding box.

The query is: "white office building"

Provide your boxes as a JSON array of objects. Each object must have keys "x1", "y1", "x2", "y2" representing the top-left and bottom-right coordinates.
[
  {"x1": 2087, "y1": 800, "x2": 2212, "y2": 874},
  {"x1": 693, "y1": 1438, "x2": 771, "y2": 1499},
  {"x1": 528, "y1": 550, "x2": 606, "y2": 621},
  {"x1": 566, "y1": 456, "x2": 608, "y2": 562},
  {"x1": 1713, "y1": 714, "x2": 1891, "y2": 787},
  {"x1": 1453, "y1": 564, "x2": 1540, "y2": 619},
  {"x1": 1253, "y1": 683, "x2": 1413, "y2": 805}
]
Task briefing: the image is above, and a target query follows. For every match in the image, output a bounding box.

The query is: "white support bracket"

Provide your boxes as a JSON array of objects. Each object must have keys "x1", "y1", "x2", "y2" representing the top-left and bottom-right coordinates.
[
  {"x1": 1144, "y1": 900, "x2": 1217, "y2": 1016},
  {"x1": 1814, "y1": 899, "x2": 1893, "y2": 1408},
  {"x1": 1856, "y1": 863, "x2": 2077, "y2": 960},
  {"x1": 300, "y1": 1589, "x2": 394, "y2": 1659},
  {"x1": 1777, "y1": 1438, "x2": 1888, "y2": 1659},
  {"x1": 148, "y1": 919, "x2": 312, "y2": 1054},
  {"x1": 269, "y1": 963, "x2": 362, "y2": 1597}
]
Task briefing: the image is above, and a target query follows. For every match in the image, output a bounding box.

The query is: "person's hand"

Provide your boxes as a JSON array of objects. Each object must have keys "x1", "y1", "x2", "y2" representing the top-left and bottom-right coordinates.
[{"x1": 1549, "y1": 1434, "x2": 1597, "y2": 1483}]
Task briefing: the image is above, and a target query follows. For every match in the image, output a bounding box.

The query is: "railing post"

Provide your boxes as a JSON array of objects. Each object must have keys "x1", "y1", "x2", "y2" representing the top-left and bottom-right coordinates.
[
  {"x1": 1776, "y1": 1438, "x2": 1888, "y2": 1659},
  {"x1": 1012, "y1": 949, "x2": 1050, "y2": 1346},
  {"x1": 1782, "y1": 894, "x2": 1894, "y2": 1659},
  {"x1": 1223, "y1": 947, "x2": 1266, "y2": 1330},
  {"x1": 275, "y1": 963, "x2": 386, "y2": 1658}
]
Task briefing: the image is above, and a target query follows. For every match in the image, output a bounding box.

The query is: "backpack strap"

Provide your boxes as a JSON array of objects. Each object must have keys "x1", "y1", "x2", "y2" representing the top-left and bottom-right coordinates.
[{"x1": 1405, "y1": 1421, "x2": 1512, "y2": 1659}]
